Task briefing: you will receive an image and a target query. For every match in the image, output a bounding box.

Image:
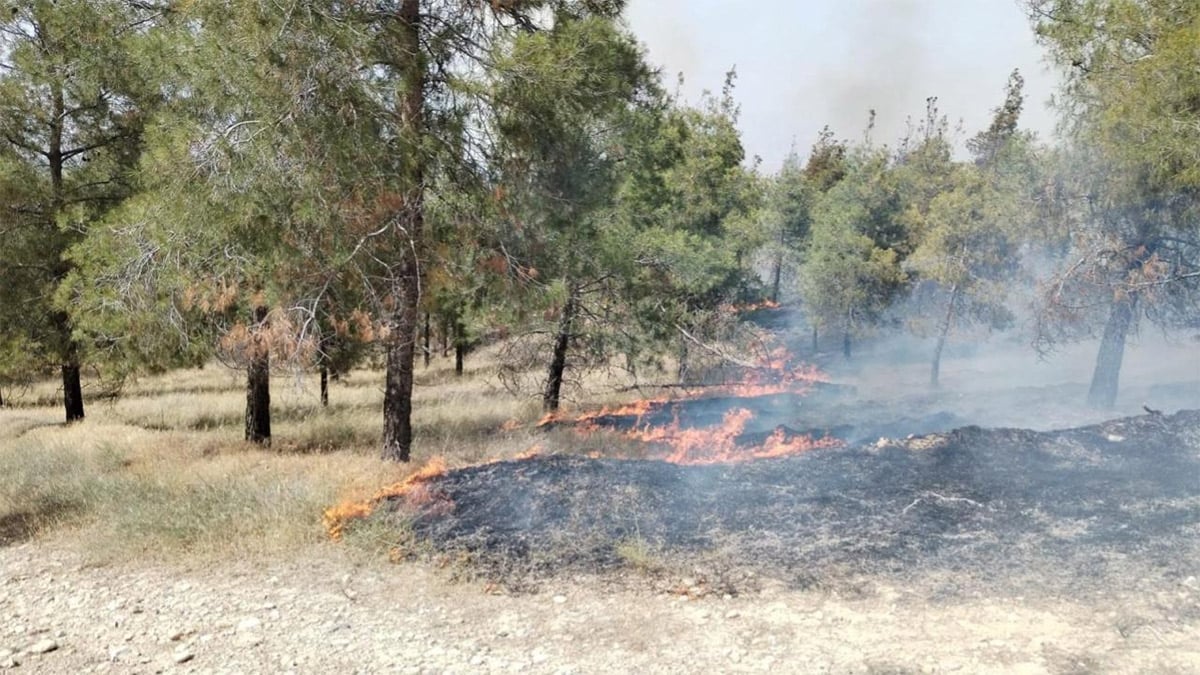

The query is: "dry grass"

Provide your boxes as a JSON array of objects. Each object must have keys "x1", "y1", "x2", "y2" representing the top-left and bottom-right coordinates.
[{"x1": 0, "y1": 346, "x2": 601, "y2": 563}]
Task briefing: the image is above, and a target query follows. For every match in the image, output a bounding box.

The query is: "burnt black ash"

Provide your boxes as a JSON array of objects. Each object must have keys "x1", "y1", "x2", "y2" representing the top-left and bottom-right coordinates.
[{"x1": 385, "y1": 411, "x2": 1200, "y2": 594}]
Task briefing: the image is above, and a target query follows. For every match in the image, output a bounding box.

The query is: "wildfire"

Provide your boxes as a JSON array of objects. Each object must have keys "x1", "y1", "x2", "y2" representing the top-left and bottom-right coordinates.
[
  {"x1": 323, "y1": 456, "x2": 449, "y2": 540},
  {"x1": 535, "y1": 345, "x2": 840, "y2": 465},
  {"x1": 621, "y1": 408, "x2": 840, "y2": 465},
  {"x1": 326, "y1": 344, "x2": 838, "y2": 541}
]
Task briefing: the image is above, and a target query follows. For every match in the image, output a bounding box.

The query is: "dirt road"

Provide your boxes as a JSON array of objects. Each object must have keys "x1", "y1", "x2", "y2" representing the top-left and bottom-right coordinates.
[{"x1": 2, "y1": 541, "x2": 1197, "y2": 674}]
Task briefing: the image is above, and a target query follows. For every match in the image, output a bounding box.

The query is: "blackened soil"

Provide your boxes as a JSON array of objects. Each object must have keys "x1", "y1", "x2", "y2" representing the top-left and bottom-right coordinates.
[{"x1": 391, "y1": 411, "x2": 1200, "y2": 595}]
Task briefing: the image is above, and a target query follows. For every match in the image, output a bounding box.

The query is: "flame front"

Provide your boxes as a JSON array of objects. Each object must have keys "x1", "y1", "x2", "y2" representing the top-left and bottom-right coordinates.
[
  {"x1": 323, "y1": 456, "x2": 449, "y2": 540},
  {"x1": 326, "y1": 343, "x2": 840, "y2": 541},
  {"x1": 547, "y1": 345, "x2": 841, "y2": 465},
  {"x1": 621, "y1": 407, "x2": 840, "y2": 465}
]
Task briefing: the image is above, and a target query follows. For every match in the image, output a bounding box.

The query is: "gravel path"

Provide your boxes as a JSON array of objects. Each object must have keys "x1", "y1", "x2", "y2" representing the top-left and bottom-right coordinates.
[{"x1": 2, "y1": 541, "x2": 1198, "y2": 674}]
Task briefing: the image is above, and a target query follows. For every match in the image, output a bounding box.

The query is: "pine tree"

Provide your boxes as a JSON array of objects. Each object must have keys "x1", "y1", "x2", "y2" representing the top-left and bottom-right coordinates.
[{"x1": 0, "y1": 1, "x2": 164, "y2": 422}]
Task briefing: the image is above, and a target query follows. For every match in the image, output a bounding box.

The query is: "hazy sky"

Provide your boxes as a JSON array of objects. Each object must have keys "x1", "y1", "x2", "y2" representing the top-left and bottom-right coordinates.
[{"x1": 623, "y1": 0, "x2": 1063, "y2": 170}]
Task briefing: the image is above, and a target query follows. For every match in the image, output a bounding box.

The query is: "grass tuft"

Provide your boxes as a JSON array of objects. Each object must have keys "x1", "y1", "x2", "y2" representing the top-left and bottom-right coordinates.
[{"x1": 0, "y1": 351, "x2": 567, "y2": 563}]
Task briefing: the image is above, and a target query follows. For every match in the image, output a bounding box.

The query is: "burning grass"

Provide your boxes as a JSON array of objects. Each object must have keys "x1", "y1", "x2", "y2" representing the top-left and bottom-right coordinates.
[
  {"x1": 346, "y1": 411, "x2": 1200, "y2": 595},
  {"x1": 536, "y1": 345, "x2": 840, "y2": 464}
]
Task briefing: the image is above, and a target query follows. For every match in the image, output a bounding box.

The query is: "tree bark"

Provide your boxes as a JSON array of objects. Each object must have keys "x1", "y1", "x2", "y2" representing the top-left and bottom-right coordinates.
[
  {"x1": 245, "y1": 305, "x2": 271, "y2": 445},
  {"x1": 930, "y1": 283, "x2": 960, "y2": 388},
  {"x1": 422, "y1": 312, "x2": 431, "y2": 368},
  {"x1": 1087, "y1": 293, "x2": 1136, "y2": 409},
  {"x1": 676, "y1": 331, "x2": 690, "y2": 384},
  {"x1": 50, "y1": 79, "x2": 84, "y2": 423},
  {"x1": 62, "y1": 357, "x2": 84, "y2": 423},
  {"x1": 319, "y1": 365, "x2": 329, "y2": 408},
  {"x1": 441, "y1": 316, "x2": 450, "y2": 357},
  {"x1": 453, "y1": 315, "x2": 465, "y2": 376},
  {"x1": 381, "y1": 0, "x2": 425, "y2": 462},
  {"x1": 769, "y1": 252, "x2": 783, "y2": 304},
  {"x1": 542, "y1": 287, "x2": 577, "y2": 413}
]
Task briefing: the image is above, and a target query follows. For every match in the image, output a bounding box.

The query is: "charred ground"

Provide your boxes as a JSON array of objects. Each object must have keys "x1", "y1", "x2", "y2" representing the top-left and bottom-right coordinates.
[{"x1": 381, "y1": 410, "x2": 1200, "y2": 598}]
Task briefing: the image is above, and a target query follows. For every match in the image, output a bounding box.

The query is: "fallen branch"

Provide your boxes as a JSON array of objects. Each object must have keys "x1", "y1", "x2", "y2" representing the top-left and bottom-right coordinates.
[
  {"x1": 674, "y1": 324, "x2": 762, "y2": 371},
  {"x1": 901, "y1": 491, "x2": 984, "y2": 515},
  {"x1": 613, "y1": 382, "x2": 768, "y2": 393}
]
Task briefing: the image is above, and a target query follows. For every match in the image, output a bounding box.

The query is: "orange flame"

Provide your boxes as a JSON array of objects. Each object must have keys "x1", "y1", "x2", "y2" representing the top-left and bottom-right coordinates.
[
  {"x1": 322, "y1": 456, "x2": 449, "y2": 540},
  {"x1": 620, "y1": 408, "x2": 840, "y2": 465},
  {"x1": 534, "y1": 345, "x2": 840, "y2": 465}
]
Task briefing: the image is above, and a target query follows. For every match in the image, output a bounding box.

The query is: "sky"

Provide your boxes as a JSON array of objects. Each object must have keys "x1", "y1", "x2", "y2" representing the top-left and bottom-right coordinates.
[{"x1": 623, "y1": 0, "x2": 1063, "y2": 171}]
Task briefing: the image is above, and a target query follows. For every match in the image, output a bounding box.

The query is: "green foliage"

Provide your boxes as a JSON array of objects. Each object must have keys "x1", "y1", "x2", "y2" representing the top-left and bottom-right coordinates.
[
  {"x1": 905, "y1": 75, "x2": 1037, "y2": 349},
  {"x1": 798, "y1": 145, "x2": 907, "y2": 342},
  {"x1": 1029, "y1": 0, "x2": 1200, "y2": 345},
  {"x1": 0, "y1": 1, "x2": 162, "y2": 389}
]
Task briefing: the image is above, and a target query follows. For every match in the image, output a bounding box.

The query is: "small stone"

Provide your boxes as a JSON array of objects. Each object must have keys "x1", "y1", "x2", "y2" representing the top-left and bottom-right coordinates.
[
  {"x1": 172, "y1": 647, "x2": 195, "y2": 664},
  {"x1": 724, "y1": 610, "x2": 740, "y2": 619},
  {"x1": 27, "y1": 638, "x2": 58, "y2": 654},
  {"x1": 236, "y1": 633, "x2": 264, "y2": 648},
  {"x1": 469, "y1": 654, "x2": 485, "y2": 666},
  {"x1": 108, "y1": 645, "x2": 133, "y2": 661},
  {"x1": 236, "y1": 617, "x2": 263, "y2": 633},
  {"x1": 551, "y1": 595, "x2": 567, "y2": 604}
]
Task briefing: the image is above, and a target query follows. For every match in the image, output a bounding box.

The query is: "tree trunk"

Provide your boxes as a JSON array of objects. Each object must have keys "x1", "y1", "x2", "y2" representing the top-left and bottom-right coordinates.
[
  {"x1": 451, "y1": 314, "x2": 465, "y2": 374},
  {"x1": 50, "y1": 80, "x2": 83, "y2": 423},
  {"x1": 381, "y1": 0, "x2": 425, "y2": 462},
  {"x1": 62, "y1": 354, "x2": 84, "y2": 423},
  {"x1": 422, "y1": 312, "x2": 431, "y2": 368},
  {"x1": 453, "y1": 317, "x2": 466, "y2": 376},
  {"x1": 811, "y1": 325, "x2": 819, "y2": 354},
  {"x1": 930, "y1": 283, "x2": 960, "y2": 388},
  {"x1": 842, "y1": 330, "x2": 852, "y2": 360},
  {"x1": 769, "y1": 252, "x2": 783, "y2": 304},
  {"x1": 245, "y1": 305, "x2": 271, "y2": 445},
  {"x1": 319, "y1": 365, "x2": 329, "y2": 407},
  {"x1": 676, "y1": 332, "x2": 690, "y2": 384},
  {"x1": 0, "y1": 387, "x2": 4, "y2": 407},
  {"x1": 441, "y1": 317, "x2": 450, "y2": 357},
  {"x1": 542, "y1": 287, "x2": 577, "y2": 413},
  {"x1": 1087, "y1": 293, "x2": 1137, "y2": 409}
]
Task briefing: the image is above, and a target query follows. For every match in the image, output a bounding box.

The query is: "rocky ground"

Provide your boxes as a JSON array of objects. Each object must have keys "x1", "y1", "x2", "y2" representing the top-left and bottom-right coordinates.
[{"x1": 2, "y1": 537, "x2": 1199, "y2": 674}]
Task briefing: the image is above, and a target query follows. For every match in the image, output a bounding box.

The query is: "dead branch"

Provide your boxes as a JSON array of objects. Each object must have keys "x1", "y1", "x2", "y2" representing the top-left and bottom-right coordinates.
[
  {"x1": 901, "y1": 491, "x2": 984, "y2": 515},
  {"x1": 674, "y1": 324, "x2": 760, "y2": 370}
]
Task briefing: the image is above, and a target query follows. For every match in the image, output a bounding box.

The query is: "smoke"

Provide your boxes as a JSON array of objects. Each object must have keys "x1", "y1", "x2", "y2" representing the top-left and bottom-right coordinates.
[
  {"x1": 803, "y1": 326, "x2": 1200, "y2": 433},
  {"x1": 623, "y1": 0, "x2": 1061, "y2": 169}
]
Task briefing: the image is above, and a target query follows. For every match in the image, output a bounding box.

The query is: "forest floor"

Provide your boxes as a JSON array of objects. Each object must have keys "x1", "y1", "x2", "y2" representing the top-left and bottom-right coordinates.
[
  {"x1": 0, "y1": 330, "x2": 1197, "y2": 673},
  {"x1": 3, "y1": 535, "x2": 1199, "y2": 674}
]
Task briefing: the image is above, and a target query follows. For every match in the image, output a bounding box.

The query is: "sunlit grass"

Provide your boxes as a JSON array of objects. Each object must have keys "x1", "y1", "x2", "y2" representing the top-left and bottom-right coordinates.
[{"x1": 0, "y1": 344, "x2": 596, "y2": 562}]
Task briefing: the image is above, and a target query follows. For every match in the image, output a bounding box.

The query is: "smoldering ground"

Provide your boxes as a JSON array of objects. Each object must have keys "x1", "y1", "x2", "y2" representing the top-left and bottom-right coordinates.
[
  {"x1": 350, "y1": 299, "x2": 1200, "y2": 596},
  {"x1": 386, "y1": 410, "x2": 1200, "y2": 599}
]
